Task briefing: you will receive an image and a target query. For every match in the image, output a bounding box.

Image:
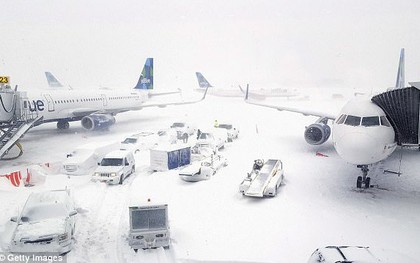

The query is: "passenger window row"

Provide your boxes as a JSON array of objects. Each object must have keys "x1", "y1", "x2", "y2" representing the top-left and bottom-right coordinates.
[{"x1": 335, "y1": 114, "x2": 391, "y2": 127}]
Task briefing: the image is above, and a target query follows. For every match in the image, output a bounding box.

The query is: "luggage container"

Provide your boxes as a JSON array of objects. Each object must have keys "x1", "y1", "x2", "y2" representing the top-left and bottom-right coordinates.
[{"x1": 150, "y1": 144, "x2": 191, "y2": 171}]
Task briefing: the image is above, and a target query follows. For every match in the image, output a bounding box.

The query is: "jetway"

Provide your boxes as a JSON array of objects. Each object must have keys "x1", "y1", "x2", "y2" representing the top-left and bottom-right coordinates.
[
  {"x1": 371, "y1": 83, "x2": 420, "y2": 146},
  {"x1": 0, "y1": 84, "x2": 42, "y2": 159}
]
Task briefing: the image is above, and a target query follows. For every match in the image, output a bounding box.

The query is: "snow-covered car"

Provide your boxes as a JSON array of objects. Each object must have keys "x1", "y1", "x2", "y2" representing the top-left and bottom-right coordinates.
[
  {"x1": 92, "y1": 150, "x2": 136, "y2": 185},
  {"x1": 307, "y1": 246, "x2": 382, "y2": 263},
  {"x1": 216, "y1": 123, "x2": 239, "y2": 142},
  {"x1": 179, "y1": 154, "x2": 228, "y2": 182},
  {"x1": 9, "y1": 190, "x2": 77, "y2": 255},
  {"x1": 120, "y1": 132, "x2": 159, "y2": 152},
  {"x1": 196, "y1": 128, "x2": 227, "y2": 151},
  {"x1": 170, "y1": 122, "x2": 197, "y2": 141},
  {"x1": 62, "y1": 141, "x2": 119, "y2": 175}
]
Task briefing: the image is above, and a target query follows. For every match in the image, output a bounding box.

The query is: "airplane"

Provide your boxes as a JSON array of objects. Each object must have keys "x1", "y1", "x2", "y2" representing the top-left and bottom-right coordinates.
[
  {"x1": 244, "y1": 49, "x2": 415, "y2": 189},
  {"x1": 0, "y1": 58, "x2": 207, "y2": 132},
  {"x1": 195, "y1": 72, "x2": 299, "y2": 99}
]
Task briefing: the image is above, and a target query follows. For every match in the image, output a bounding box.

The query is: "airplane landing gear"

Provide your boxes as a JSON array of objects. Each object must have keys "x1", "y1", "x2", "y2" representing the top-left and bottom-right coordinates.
[
  {"x1": 356, "y1": 165, "x2": 371, "y2": 189},
  {"x1": 57, "y1": 120, "x2": 70, "y2": 130}
]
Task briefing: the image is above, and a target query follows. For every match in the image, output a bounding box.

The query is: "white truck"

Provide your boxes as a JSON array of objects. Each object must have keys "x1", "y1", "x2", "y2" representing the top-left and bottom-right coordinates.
[
  {"x1": 179, "y1": 154, "x2": 228, "y2": 182},
  {"x1": 239, "y1": 159, "x2": 284, "y2": 197},
  {"x1": 92, "y1": 150, "x2": 136, "y2": 185},
  {"x1": 129, "y1": 203, "x2": 170, "y2": 251}
]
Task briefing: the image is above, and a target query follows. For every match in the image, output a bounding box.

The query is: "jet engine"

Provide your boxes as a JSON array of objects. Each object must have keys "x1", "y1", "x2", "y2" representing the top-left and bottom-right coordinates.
[
  {"x1": 304, "y1": 122, "x2": 331, "y2": 145},
  {"x1": 81, "y1": 114, "x2": 116, "y2": 131}
]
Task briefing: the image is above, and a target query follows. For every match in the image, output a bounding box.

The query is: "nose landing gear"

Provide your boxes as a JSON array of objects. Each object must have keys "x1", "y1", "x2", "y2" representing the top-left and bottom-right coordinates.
[{"x1": 356, "y1": 165, "x2": 371, "y2": 188}]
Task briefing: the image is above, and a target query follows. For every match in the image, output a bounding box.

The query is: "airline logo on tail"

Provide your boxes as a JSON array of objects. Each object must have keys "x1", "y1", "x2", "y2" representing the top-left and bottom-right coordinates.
[
  {"x1": 135, "y1": 58, "x2": 154, "y2": 90},
  {"x1": 195, "y1": 72, "x2": 213, "y2": 88},
  {"x1": 45, "y1": 72, "x2": 63, "y2": 88}
]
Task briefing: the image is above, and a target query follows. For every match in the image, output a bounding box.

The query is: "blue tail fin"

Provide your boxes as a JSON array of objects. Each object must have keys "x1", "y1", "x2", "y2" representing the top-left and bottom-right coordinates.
[
  {"x1": 135, "y1": 58, "x2": 153, "y2": 90},
  {"x1": 195, "y1": 72, "x2": 213, "y2": 88},
  {"x1": 395, "y1": 48, "x2": 405, "y2": 89},
  {"x1": 45, "y1": 72, "x2": 63, "y2": 87}
]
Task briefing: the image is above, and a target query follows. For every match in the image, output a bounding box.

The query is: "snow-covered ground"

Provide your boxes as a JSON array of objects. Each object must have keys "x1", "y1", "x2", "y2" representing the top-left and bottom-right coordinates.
[{"x1": 1, "y1": 93, "x2": 420, "y2": 262}]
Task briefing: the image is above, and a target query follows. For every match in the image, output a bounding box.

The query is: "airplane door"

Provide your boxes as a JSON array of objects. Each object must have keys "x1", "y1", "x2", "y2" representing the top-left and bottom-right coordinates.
[
  {"x1": 101, "y1": 94, "x2": 108, "y2": 107},
  {"x1": 43, "y1": 94, "x2": 55, "y2": 112}
]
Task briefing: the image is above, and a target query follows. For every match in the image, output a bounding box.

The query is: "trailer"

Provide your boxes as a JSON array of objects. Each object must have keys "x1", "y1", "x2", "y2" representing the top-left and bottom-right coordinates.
[
  {"x1": 179, "y1": 154, "x2": 227, "y2": 182},
  {"x1": 150, "y1": 144, "x2": 191, "y2": 171},
  {"x1": 129, "y1": 204, "x2": 170, "y2": 251},
  {"x1": 239, "y1": 159, "x2": 284, "y2": 197}
]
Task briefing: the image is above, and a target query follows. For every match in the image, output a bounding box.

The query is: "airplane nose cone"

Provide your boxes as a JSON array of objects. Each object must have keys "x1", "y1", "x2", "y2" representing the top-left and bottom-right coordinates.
[{"x1": 334, "y1": 132, "x2": 384, "y2": 165}]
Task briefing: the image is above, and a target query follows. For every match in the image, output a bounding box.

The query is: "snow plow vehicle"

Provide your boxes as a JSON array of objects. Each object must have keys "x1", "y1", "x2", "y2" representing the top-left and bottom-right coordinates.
[{"x1": 239, "y1": 159, "x2": 284, "y2": 197}]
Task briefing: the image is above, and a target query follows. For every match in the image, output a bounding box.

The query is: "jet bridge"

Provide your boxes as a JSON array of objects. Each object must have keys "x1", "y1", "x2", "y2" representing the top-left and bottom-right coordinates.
[
  {"x1": 0, "y1": 84, "x2": 42, "y2": 159},
  {"x1": 371, "y1": 84, "x2": 420, "y2": 146}
]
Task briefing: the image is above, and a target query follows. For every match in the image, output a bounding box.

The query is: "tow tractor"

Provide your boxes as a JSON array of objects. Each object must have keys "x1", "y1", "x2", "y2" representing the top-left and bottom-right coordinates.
[
  {"x1": 179, "y1": 153, "x2": 227, "y2": 182},
  {"x1": 239, "y1": 159, "x2": 284, "y2": 197}
]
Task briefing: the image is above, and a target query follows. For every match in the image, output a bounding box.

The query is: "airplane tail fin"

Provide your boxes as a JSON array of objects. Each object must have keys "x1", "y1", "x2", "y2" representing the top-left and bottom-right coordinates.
[
  {"x1": 45, "y1": 72, "x2": 63, "y2": 88},
  {"x1": 195, "y1": 72, "x2": 213, "y2": 88},
  {"x1": 395, "y1": 48, "x2": 405, "y2": 89},
  {"x1": 135, "y1": 58, "x2": 153, "y2": 90}
]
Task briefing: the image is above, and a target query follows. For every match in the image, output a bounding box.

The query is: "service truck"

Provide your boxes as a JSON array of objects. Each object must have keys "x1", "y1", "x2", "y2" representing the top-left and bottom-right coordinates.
[{"x1": 129, "y1": 204, "x2": 170, "y2": 251}]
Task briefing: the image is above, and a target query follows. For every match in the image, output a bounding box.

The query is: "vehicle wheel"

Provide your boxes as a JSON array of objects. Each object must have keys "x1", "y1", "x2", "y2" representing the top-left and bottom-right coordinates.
[
  {"x1": 356, "y1": 176, "x2": 363, "y2": 188},
  {"x1": 119, "y1": 175, "x2": 123, "y2": 185},
  {"x1": 365, "y1": 177, "x2": 371, "y2": 188},
  {"x1": 164, "y1": 245, "x2": 170, "y2": 249},
  {"x1": 134, "y1": 249, "x2": 138, "y2": 253}
]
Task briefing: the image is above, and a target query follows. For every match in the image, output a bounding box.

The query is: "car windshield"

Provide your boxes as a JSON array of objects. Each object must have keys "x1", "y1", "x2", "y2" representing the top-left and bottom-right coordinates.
[
  {"x1": 101, "y1": 158, "x2": 123, "y2": 166},
  {"x1": 122, "y1": 138, "x2": 137, "y2": 144},
  {"x1": 21, "y1": 203, "x2": 68, "y2": 222},
  {"x1": 218, "y1": 124, "x2": 232, "y2": 130},
  {"x1": 171, "y1": 123, "x2": 185, "y2": 128}
]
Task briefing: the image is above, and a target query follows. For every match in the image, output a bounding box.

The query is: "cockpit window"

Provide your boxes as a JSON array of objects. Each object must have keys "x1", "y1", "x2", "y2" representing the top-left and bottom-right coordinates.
[
  {"x1": 361, "y1": 116, "x2": 380, "y2": 127},
  {"x1": 380, "y1": 116, "x2": 391, "y2": 127},
  {"x1": 336, "y1": 114, "x2": 347, "y2": 124},
  {"x1": 344, "y1": 115, "x2": 361, "y2": 126}
]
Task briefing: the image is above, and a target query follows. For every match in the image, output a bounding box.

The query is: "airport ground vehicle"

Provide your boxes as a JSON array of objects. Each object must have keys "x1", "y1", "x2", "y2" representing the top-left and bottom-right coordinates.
[
  {"x1": 179, "y1": 154, "x2": 228, "y2": 182},
  {"x1": 92, "y1": 150, "x2": 135, "y2": 184},
  {"x1": 170, "y1": 122, "x2": 196, "y2": 141},
  {"x1": 150, "y1": 144, "x2": 191, "y2": 171},
  {"x1": 216, "y1": 123, "x2": 239, "y2": 142},
  {"x1": 307, "y1": 246, "x2": 381, "y2": 263},
  {"x1": 239, "y1": 159, "x2": 284, "y2": 197},
  {"x1": 196, "y1": 128, "x2": 227, "y2": 152},
  {"x1": 129, "y1": 203, "x2": 170, "y2": 251},
  {"x1": 62, "y1": 141, "x2": 118, "y2": 175},
  {"x1": 9, "y1": 190, "x2": 77, "y2": 255},
  {"x1": 120, "y1": 131, "x2": 159, "y2": 152}
]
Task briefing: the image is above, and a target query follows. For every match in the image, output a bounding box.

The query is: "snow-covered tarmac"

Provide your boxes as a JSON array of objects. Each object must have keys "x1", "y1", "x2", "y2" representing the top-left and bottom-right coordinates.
[{"x1": 1, "y1": 93, "x2": 420, "y2": 262}]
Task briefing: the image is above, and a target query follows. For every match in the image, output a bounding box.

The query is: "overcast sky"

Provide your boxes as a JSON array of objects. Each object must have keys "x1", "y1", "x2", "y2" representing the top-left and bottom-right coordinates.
[{"x1": 1, "y1": 0, "x2": 420, "y2": 92}]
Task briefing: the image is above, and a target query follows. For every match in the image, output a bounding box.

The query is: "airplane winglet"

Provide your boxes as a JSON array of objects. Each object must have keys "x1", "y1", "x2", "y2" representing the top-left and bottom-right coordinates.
[
  {"x1": 201, "y1": 87, "x2": 209, "y2": 101},
  {"x1": 245, "y1": 84, "x2": 249, "y2": 101},
  {"x1": 395, "y1": 48, "x2": 405, "y2": 89}
]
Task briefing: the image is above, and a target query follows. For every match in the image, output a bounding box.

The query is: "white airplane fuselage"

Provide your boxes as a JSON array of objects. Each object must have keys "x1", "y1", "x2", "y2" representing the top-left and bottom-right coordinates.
[
  {"x1": 332, "y1": 97, "x2": 397, "y2": 165},
  {"x1": 21, "y1": 88, "x2": 149, "y2": 123}
]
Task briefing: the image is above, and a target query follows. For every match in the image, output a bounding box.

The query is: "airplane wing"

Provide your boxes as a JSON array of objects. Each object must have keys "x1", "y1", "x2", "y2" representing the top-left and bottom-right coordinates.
[
  {"x1": 244, "y1": 85, "x2": 336, "y2": 120},
  {"x1": 148, "y1": 89, "x2": 181, "y2": 97},
  {"x1": 135, "y1": 87, "x2": 208, "y2": 109}
]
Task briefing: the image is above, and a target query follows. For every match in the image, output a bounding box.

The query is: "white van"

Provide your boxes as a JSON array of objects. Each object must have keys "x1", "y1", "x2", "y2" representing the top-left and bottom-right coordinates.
[{"x1": 92, "y1": 150, "x2": 135, "y2": 185}]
